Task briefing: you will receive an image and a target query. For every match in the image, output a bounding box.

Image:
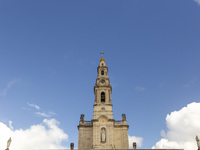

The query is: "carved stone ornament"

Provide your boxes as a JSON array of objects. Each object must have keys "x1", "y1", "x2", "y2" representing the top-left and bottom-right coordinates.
[
  {"x1": 122, "y1": 114, "x2": 126, "y2": 121},
  {"x1": 6, "y1": 137, "x2": 11, "y2": 150},
  {"x1": 70, "y1": 143, "x2": 74, "y2": 150},
  {"x1": 80, "y1": 114, "x2": 84, "y2": 122}
]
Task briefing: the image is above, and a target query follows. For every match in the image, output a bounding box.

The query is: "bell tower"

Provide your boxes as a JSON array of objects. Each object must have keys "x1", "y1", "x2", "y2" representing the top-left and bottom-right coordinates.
[
  {"x1": 78, "y1": 54, "x2": 129, "y2": 150},
  {"x1": 93, "y1": 53, "x2": 113, "y2": 120}
]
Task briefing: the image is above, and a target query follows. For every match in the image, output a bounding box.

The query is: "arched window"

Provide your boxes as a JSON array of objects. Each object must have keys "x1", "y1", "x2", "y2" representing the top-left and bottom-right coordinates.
[
  {"x1": 101, "y1": 92, "x2": 105, "y2": 102},
  {"x1": 101, "y1": 70, "x2": 104, "y2": 75}
]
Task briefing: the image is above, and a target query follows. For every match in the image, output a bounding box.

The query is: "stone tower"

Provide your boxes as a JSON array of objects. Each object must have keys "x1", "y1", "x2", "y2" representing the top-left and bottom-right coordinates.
[{"x1": 78, "y1": 55, "x2": 129, "y2": 150}]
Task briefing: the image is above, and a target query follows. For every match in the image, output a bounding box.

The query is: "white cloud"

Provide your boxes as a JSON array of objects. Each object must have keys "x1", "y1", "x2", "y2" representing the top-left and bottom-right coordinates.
[
  {"x1": 134, "y1": 86, "x2": 144, "y2": 91},
  {"x1": 152, "y1": 102, "x2": 200, "y2": 150},
  {"x1": 48, "y1": 111, "x2": 57, "y2": 115},
  {"x1": 0, "y1": 119, "x2": 68, "y2": 150},
  {"x1": 0, "y1": 79, "x2": 20, "y2": 96},
  {"x1": 129, "y1": 135, "x2": 143, "y2": 148},
  {"x1": 26, "y1": 103, "x2": 56, "y2": 118},
  {"x1": 194, "y1": 0, "x2": 200, "y2": 5},
  {"x1": 35, "y1": 111, "x2": 56, "y2": 118},
  {"x1": 8, "y1": 121, "x2": 13, "y2": 130},
  {"x1": 36, "y1": 112, "x2": 50, "y2": 118},
  {"x1": 27, "y1": 103, "x2": 40, "y2": 110}
]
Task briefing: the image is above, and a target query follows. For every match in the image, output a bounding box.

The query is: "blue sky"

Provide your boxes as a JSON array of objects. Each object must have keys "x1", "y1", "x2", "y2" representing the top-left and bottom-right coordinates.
[{"x1": 0, "y1": 1, "x2": 200, "y2": 149}]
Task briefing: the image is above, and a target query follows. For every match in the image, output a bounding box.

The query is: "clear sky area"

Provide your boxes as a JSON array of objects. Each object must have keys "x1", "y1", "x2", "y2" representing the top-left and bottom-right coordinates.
[{"x1": 0, "y1": 1, "x2": 200, "y2": 150}]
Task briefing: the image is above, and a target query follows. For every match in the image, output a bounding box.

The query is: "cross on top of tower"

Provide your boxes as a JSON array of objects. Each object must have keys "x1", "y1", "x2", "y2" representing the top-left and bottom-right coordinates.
[
  {"x1": 100, "y1": 52, "x2": 104, "y2": 57},
  {"x1": 100, "y1": 52, "x2": 105, "y2": 62}
]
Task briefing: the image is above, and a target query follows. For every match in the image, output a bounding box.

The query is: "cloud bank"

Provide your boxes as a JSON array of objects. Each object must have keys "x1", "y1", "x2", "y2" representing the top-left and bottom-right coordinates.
[
  {"x1": 129, "y1": 135, "x2": 143, "y2": 148},
  {"x1": 194, "y1": 0, "x2": 200, "y2": 5},
  {"x1": 152, "y1": 102, "x2": 200, "y2": 150},
  {"x1": 0, "y1": 119, "x2": 68, "y2": 150}
]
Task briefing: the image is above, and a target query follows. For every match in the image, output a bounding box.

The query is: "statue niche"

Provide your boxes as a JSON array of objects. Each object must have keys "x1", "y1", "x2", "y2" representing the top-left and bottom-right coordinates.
[{"x1": 101, "y1": 128, "x2": 106, "y2": 142}]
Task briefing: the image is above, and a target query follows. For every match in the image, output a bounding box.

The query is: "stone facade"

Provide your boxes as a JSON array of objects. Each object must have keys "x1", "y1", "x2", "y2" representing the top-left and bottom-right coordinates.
[{"x1": 78, "y1": 57, "x2": 129, "y2": 150}]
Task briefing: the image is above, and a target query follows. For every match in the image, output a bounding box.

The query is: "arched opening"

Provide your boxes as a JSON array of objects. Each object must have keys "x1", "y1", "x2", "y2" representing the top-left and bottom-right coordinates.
[
  {"x1": 101, "y1": 92, "x2": 105, "y2": 102},
  {"x1": 101, "y1": 70, "x2": 104, "y2": 75}
]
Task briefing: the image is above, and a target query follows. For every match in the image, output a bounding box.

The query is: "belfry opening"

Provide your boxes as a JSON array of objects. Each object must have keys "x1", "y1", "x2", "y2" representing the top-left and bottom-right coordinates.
[
  {"x1": 101, "y1": 92, "x2": 105, "y2": 102},
  {"x1": 101, "y1": 70, "x2": 104, "y2": 75}
]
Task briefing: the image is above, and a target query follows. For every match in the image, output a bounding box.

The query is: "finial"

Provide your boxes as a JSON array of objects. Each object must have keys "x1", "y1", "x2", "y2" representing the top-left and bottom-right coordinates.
[
  {"x1": 122, "y1": 114, "x2": 126, "y2": 121},
  {"x1": 70, "y1": 143, "x2": 74, "y2": 150},
  {"x1": 80, "y1": 114, "x2": 84, "y2": 122},
  {"x1": 133, "y1": 142, "x2": 137, "y2": 150},
  {"x1": 100, "y1": 52, "x2": 105, "y2": 62}
]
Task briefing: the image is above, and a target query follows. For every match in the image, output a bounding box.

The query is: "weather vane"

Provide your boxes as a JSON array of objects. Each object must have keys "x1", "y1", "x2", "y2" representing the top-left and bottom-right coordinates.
[{"x1": 100, "y1": 52, "x2": 104, "y2": 57}]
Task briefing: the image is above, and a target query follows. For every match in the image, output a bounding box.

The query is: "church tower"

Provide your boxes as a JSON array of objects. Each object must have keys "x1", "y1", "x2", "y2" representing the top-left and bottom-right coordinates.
[{"x1": 78, "y1": 54, "x2": 129, "y2": 150}]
